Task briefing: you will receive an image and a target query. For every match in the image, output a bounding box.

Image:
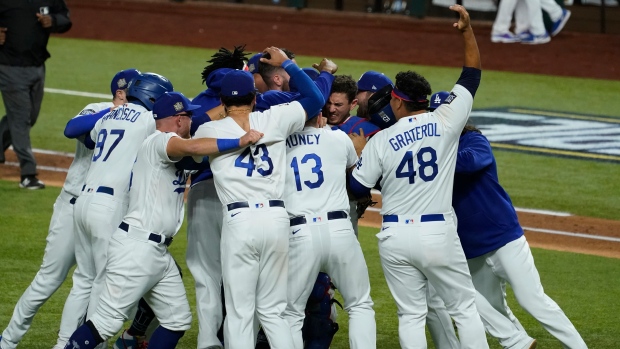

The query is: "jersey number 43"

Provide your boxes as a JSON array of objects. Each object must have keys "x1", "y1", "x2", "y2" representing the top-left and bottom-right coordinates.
[
  {"x1": 395, "y1": 146, "x2": 438, "y2": 184},
  {"x1": 234, "y1": 145, "x2": 274, "y2": 177}
]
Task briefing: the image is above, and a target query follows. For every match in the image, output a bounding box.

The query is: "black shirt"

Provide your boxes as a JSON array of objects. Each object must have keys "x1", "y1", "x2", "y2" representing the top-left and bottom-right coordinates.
[{"x1": 0, "y1": 0, "x2": 72, "y2": 67}]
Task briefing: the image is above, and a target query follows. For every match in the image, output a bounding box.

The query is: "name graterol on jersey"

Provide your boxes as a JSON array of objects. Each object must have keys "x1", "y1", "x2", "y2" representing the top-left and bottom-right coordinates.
[
  {"x1": 389, "y1": 122, "x2": 440, "y2": 151},
  {"x1": 101, "y1": 107, "x2": 141, "y2": 122},
  {"x1": 286, "y1": 133, "x2": 321, "y2": 148}
]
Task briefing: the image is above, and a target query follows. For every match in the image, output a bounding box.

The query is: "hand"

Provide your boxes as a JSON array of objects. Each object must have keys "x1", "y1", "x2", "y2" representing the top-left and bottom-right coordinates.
[
  {"x1": 260, "y1": 47, "x2": 289, "y2": 67},
  {"x1": 312, "y1": 58, "x2": 338, "y2": 74},
  {"x1": 449, "y1": 4, "x2": 471, "y2": 32},
  {"x1": 0, "y1": 27, "x2": 6, "y2": 45},
  {"x1": 349, "y1": 128, "x2": 367, "y2": 156},
  {"x1": 36, "y1": 13, "x2": 53, "y2": 28},
  {"x1": 240, "y1": 129, "x2": 264, "y2": 147},
  {"x1": 318, "y1": 115, "x2": 328, "y2": 128}
]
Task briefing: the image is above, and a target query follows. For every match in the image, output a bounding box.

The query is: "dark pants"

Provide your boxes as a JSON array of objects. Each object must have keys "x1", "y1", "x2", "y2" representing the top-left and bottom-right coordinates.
[{"x1": 0, "y1": 64, "x2": 45, "y2": 176}]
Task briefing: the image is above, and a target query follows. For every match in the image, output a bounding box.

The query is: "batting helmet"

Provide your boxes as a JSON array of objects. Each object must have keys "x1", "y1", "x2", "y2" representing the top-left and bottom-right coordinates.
[
  {"x1": 126, "y1": 72, "x2": 174, "y2": 111},
  {"x1": 429, "y1": 91, "x2": 450, "y2": 111},
  {"x1": 367, "y1": 84, "x2": 397, "y2": 129},
  {"x1": 110, "y1": 68, "x2": 141, "y2": 96}
]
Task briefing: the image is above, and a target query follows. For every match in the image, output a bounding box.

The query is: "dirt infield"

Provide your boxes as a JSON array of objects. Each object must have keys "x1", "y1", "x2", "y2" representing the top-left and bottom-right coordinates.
[{"x1": 2, "y1": 0, "x2": 619, "y2": 259}]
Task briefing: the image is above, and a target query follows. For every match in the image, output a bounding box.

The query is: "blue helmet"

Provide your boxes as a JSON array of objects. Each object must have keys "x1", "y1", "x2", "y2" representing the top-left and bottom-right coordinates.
[
  {"x1": 110, "y1": 68, "x2": 141, "y2": 96},
  {"x1": 367, "y1": 84, "x2": 397, "y2": 129},
  {"x1": 127, "y1": 72, "x2": 174, "y2": 111},
  {"x1": 429, "y1": 91, "x2": 450, "y2": 111}
]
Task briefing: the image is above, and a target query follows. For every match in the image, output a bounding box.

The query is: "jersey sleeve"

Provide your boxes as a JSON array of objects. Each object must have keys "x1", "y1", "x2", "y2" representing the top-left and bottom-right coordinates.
[
  {"x1": 272, "y1": 101, "x2": 306, "y2": 137},
  {"x1": 433, "y1": 84, "x2": 474, "y2": 137},
  {"x1": 153, "y1": 132, "x2": 181, "y2": 164},
  {"x1": 352, "y1": 135, "x2": 382, "y2": 188},
  {"x1": 90, "y1": 117, "x2": 103, "y2": 143}
]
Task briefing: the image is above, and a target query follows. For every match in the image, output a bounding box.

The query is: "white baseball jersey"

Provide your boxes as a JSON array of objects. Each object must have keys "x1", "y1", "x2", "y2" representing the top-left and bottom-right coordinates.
[
  {"x1": 284, "y1": 127, "x2": 358, "y2": 217},
  {"x1": 353, "y1": 84, "x2": 473, "y2": 215},
  {"x1": 123, "y1": 131, "x2": 187, "y2": 238},
  {"x1": 63, "y1": 102, "x2": 114, "y2": 197},
  {"x1": 84, "y1": 103, "x2": 156, "y2": 196},
  {"x1": 195, "y1": 102, "x2": 306, "y2": 204}
]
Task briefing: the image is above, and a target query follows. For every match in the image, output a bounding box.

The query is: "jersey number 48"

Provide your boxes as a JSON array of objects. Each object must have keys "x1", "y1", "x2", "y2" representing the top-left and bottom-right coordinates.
[{"x1": 395, "y1": 146, "x2": 438, "y2": 184}]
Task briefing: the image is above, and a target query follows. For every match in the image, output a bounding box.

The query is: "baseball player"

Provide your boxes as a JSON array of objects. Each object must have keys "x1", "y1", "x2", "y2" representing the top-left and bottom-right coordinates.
[
  {"x1": 194, "y1": 47, "x2": 324, "y2": 349},
  {"x1": 0, "y1": 69, "x2": 139, "y2": 349},
  {"x1": 355, "y1": 71, "x2": 393, "y2": 121},
  {"x1": 71, "y1": 72, "x2": 173, "y2": 333},
  {"x1": 349, "y1": 5, "x2": 490, "y2": 348},
  {"x1": 454, "y1": 122, "x2": 586, "y2": 348},
  {"x1": 283, "y1": 112, "x2": 376, "y2": 349},
  {"x1": 248, "y1": 53, "x2": 269, "y2": 93},
  {"x1": 63, "y1": 91, "x2": 264, "y2": 349}
]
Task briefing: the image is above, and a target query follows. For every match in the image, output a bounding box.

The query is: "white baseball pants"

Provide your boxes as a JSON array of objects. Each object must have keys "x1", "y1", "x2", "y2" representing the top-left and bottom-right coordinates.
[
  {"x1": 89, "y1": 228, "x2": 192, "y2": 339},
  {"x1": 468, "y1": 236, "x2": 587, "y2": 349},
  {"x1": 515, "y1": 0, "x2": 564, "y2": 34},
  {"x1": 221, "y1": 204, "x2": 294, "y2": 349},
  {"x1": 426, "y1": 283, "x2": 459, "y2": 349},
  {"x1": 73, "y1": 188, "x2": 127, "y2": 321},
  {"x1": 284, "y1": 212, "x2": 376, "y2": 349},
  {"x1": 1, "y1": 189, "x2": 89, "y2": 349},
  {"x1": 492, "y1": 0, "x2": 547, "y2": 36},
  {"x1": 377, "y1": 213, "x2": 489, "y2": 349},
  {"x1": 186, "y1": 179, "x2": 224, "y2": 349}
]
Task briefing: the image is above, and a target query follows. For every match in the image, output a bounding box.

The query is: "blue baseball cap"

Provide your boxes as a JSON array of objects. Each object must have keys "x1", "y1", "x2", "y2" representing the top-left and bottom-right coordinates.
[
  {"x1": 152, "y1": 92, "x2": 200, "y2": 120},
  {"x1": 429, "y1": 91, "x2": 450, "y2": 111},
  {"x1": 357, "y1": 71, "x2": 393, "y2": 92},
  {"x1": 111, "y1": 68, "x2": 141, "y2": 95},
  {"x1": 205, "y1": 68, "x2": 234, "y2": 92},
  {"x1": 247, "y1": 53, "x2": 262, "y2": 74},
  {"x1": 220, "y1": 70, "x2": 256, "y2": 97},
  {"x1": 289, "y1": 67, "x2": 320, "y2": 93}
]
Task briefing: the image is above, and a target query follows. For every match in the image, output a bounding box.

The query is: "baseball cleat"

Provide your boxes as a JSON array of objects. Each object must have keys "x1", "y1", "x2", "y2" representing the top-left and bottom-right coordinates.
[
  {"x1": 551, "y1": 9, "x2": 571, "y2": 36},
  {"x1": 520, "y1": 32, "x2": 551, "y2": 45},
  {"x1": 491, "y1": 32, "x2": 521, "y2": 43},
  {"x1": 19, "y1": 176, "x2": 45, "y2": 190}
]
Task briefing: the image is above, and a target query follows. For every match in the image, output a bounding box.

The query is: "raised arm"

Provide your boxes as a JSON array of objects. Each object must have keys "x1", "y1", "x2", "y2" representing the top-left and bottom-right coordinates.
[
  {"x1": 451, "y1": 5, "x2": 480, "y2": 70},
  {"x1": 166, "y1": 130, "x2": 264, "y2": 158}
]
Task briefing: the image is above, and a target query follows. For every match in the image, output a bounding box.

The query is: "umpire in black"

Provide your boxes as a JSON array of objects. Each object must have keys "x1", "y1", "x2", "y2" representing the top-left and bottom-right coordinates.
[{"x1": 0, "y1": 0, "x2": 72, "y2": 189}]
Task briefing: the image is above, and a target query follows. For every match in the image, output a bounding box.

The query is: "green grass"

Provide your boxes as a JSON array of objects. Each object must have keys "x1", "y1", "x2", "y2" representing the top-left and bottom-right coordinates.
[{"x1": 0, "y1": 180, "x2": 618, "y2": 348}]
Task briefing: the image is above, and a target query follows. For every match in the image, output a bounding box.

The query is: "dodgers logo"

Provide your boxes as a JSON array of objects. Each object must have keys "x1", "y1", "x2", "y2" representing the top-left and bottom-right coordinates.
[
  {"x1": 433, "y1": 93, "x2": 442, "y2": 105},
  {"x1": 173, "y1": 169, "x2": 188, "y2": 194},
  {"x1": 356, "y1": 157, "x2": 363, "y2": 170}
]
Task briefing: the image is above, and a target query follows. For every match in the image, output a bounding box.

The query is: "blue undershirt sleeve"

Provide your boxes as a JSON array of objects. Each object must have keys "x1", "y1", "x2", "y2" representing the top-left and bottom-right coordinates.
[
  {"x1": 348, "y1": 172, "x2": 372, "y2": 199},
  {"x1": 64, "y1": 108, "x2": 110, "y2": 139},
  {"x1": 455, "y1": 66, "x2": 482, "y2": 98},
  {"x1": 282, "y1": 60, "x2": 325, "y2": 120}
]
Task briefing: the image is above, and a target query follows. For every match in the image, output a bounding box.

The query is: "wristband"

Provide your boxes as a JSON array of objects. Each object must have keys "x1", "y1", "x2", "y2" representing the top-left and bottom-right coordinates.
[
  {"x1": 217, "y1": 138, "x2": 241, "y2": 152},
  {"x1": 281, "y1": 59, "x2": 296, "y2": 70}
]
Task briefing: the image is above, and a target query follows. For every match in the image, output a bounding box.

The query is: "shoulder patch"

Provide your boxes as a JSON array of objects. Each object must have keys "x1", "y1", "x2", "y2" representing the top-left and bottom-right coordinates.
[
  {"x1": 79, "y1": 109, "x2": 96, "y2": 116},
  {"x1": 444, "y1": 92, "x2": 457, "y2": 104}
]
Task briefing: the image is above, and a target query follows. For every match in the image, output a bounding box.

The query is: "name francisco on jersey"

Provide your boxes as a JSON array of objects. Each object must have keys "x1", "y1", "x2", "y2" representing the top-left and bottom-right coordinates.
[
  {"x1": 389, "y1": 121, "x2": 441, "y2": 151},
  {"x1": 101, "y1": 107, "x2": 141, "y2": 123},
  {"x1": 286, "y1": 133, "x2": 321, "y2": 148}
]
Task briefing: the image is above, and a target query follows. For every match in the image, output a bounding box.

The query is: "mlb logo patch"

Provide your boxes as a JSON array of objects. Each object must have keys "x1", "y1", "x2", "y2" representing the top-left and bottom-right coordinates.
[
  {"x1": 255, "y1": 203, "x2": 264, "y2": 208},
  {"x1": 232, "y1": 91, "x2": 239, "y2": 95},
  {"x1": 405, "y1": 219, "x2": 414, "y2": 224},
  {"x1": 312, "y1": 217, "x2": 322, "y2": 223}
]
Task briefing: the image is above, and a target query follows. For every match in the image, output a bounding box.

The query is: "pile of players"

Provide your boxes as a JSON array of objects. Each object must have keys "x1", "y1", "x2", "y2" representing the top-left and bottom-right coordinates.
[{"x1": 0, "y1": 5, "x2": 588, "y2": 349}]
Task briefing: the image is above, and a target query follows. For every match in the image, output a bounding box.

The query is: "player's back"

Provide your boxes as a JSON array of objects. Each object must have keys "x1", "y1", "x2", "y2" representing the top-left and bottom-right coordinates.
[
  {"x1": 83, "y1": 102, "x2": 155, "y2": 198},
  {"x1": 199, "y1": 102, "x2": 306, "y2": 205},
  {"x1": 123, "y1": 131, "x2": 187, "y2": 237},
  {"x1": 367, "y1": 84, "x2": 473, "y2": 215},
  {"x1": 64, "y1": 101, "x2": 114, "y2": 197},
  {"x1": 284, "y1": 127, "x2": 357, "y2": 217}
]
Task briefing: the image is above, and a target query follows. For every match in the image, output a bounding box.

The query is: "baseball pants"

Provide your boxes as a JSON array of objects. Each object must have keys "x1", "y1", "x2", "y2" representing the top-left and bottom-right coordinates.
[
  {"x1": 186, "y1": 179, "x2": 224, "y2": 349},
  {"x1": 221, "y1": 203, "x2": 294, "y2": 349},
  {"x1": 514, "y1": 0, "x2": 563, "y2": 34},
  {"x1": 377, "y1": 212, "x2": 489, "y2": 349},
  {"x1": 1, "y1": 189, "x2": 89, "y2": 349},
  {"x1": 89, "y1": 228, "x2": 192, "y2": 339},
  {"x1": 73, "y1": 189, "x2": 127, "y2": 321},
  {"x1": 284, "y1": 212, "x2": 376, "y2": 349},
  {"x1": 468, "y1": 236, "x2": 587, "y2": 349},
  {"x1": 426, "y1": 283, "x2": 459, "y2": 349},
  {"x1": 0, "y1": 64, "x2": 44, "y2": 174},
  {"x1": 492, "y1": 0, "x2": 546, "y2": 36}
]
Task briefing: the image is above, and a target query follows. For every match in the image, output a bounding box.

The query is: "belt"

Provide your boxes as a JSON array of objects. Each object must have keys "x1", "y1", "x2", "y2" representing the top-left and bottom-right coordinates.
[
  {"x1": 290, "y1": 211, "x2": 348, "y2": 226},
  {"x1": 382, "y1": 214, "x2": 445, "y2": 223},
  {"x1": 70, "y1": 197, "x2": 77, "y2": 205},
  {"x1": 119, "y1": 222, "x2": 173, "y2": 246},
  {"x1": 82, "y1": 185, "x2": 114, "y2": 196},
  {"x1": 227, "y1": 200, "x2": 285, "y2": 211}
]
